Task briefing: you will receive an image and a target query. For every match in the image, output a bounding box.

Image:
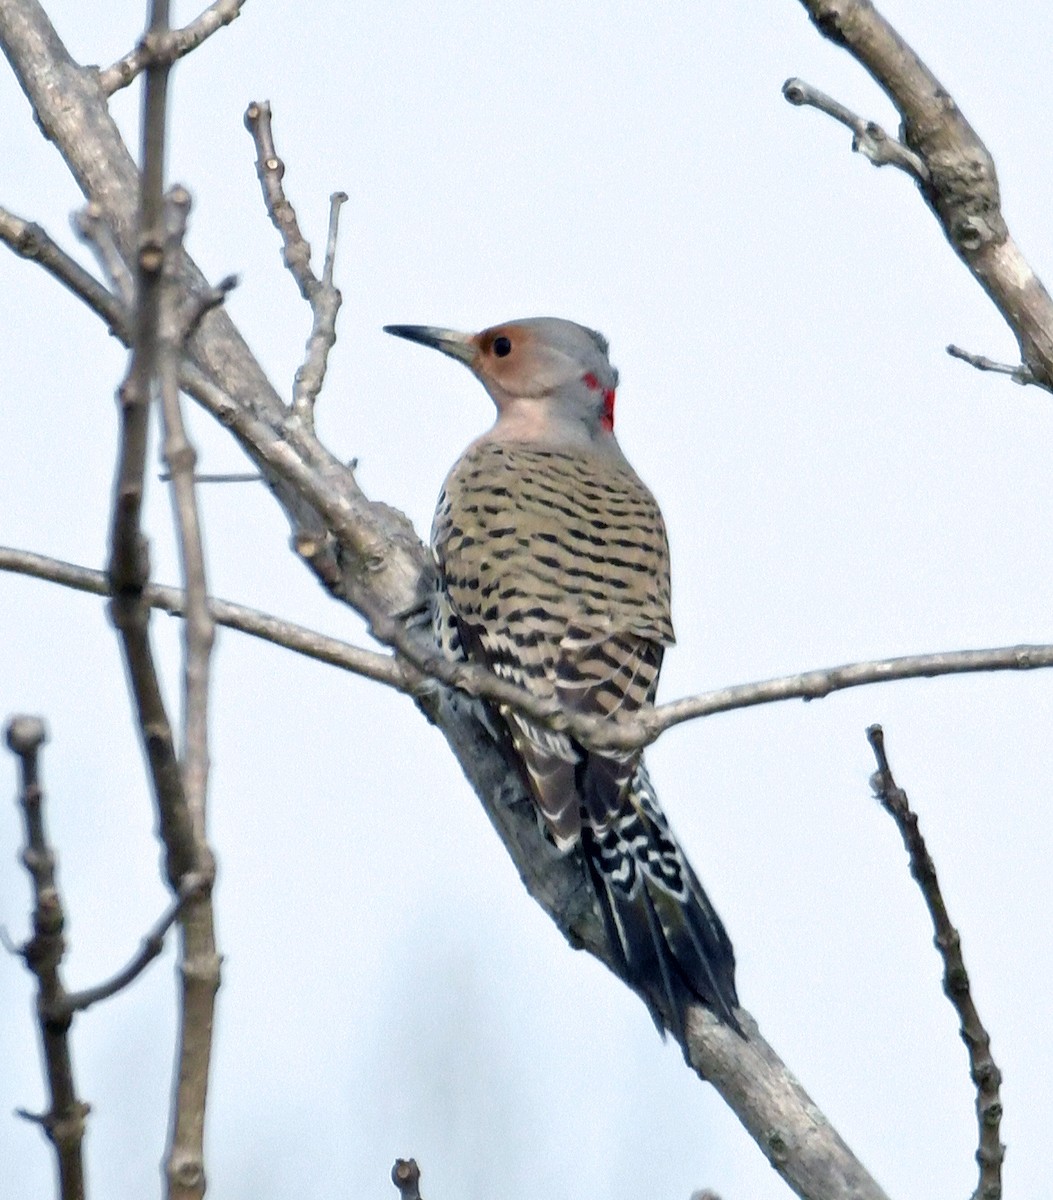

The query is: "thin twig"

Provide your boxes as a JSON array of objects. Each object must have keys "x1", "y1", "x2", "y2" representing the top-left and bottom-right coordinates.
[
  {"x1": 101, "y1": 7, "x2": 221, "y2": 1200},
  {"x1": 99, "y1": 0, "x2": 246, "y2": 95},
  {"x1": 782, "y1": 76, "x2": 928, "y2": 181},
  {"x1": 290, "y1": 190, "x2": 347, "y2": 422},
  {"x1": 60, "y1": 872, "x2": 209, "y2": 1016},
  {"x1": 391, "y1": 1159, "x2": 423, "y2": 1200},
  {"x1": 74, "y1": 203, "x2": 136, "y2": 307},
  {"x1": 180, "y1": 273, "x2": 238, "y2": 341},
  {"x1": 158, "y1": 472, "x2": 259, "y2": 483},
  {"x1": 866, "y1": 726, "x2": 1004, "y2": 1200},
  {"x1": 244, "y1": 102, "x2": 346, "y2": 425},
  {"x1": 108, "y1": 0, "x2": 196, "y2": 896},
  {"x1": 946, "y1": 344, "x2": 1036, "y2": 386},
  {"x1": 244, "y1": 101, "x2": 314, "y2": 297},
  {"x1": 0, "y1": 206, "x2": 128, "y2": 340},
  {"x1": 156, "y1": 190, "x2": 224, "y2": 1200},
  {"x1": 4, "y1": 717, "x2": 88, "y2": 1200}
]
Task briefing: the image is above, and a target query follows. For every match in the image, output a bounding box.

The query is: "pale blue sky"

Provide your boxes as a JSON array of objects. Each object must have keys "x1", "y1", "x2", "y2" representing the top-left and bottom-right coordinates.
[{"x1": 1, "y1": 3, "x2": 1051, "y2": 1198}]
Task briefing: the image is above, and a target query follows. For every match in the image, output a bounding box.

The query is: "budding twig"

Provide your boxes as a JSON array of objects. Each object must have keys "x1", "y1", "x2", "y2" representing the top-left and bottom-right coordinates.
[
  {"x1": 5, "y1": 717, "x2": 87, "y2": 1200},
  {"x1": 867, "y1": 726, "x2": 1004, "y2": 1200}
]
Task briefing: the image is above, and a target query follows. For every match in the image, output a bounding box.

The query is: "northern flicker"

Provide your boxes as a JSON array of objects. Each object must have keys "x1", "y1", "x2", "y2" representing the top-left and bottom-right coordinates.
[{"x1": 385, "y1": 317, "x2": 740, "y2": 1038}]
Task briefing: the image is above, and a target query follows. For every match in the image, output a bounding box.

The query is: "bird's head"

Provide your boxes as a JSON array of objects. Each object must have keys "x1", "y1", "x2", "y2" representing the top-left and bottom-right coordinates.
[{"x1": 385, "y1": 317, "x2": 620, "y2": 446}]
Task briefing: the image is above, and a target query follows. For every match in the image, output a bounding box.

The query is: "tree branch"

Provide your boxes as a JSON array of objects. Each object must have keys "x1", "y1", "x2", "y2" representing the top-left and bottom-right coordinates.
[
  {"x1": 99, "y1": 0, "x2": 245, "y2": 96},
  {"x1": 4, "y1": 716, "x2": 87, "y2": 1200},
  {"x1": 158, "y1": 184, "x2": 216, "y2": 836},
  {"x1": 0, "y1": 545, "x2": 416, "y2": 692},
  {"x1": 0, "y1": 204, "x2": 129, "y2": 338},
  {"x1": 60, "y1": 872, "x2": 209, "y2": 1016},
  {"x1": 90, "y1": 5, "x2": 222, "y2": 1197},
  {"x1": 244, "y1": 101, "x2": 346, "y2": 426},
  {"x1": 782, "y1": 76, "x2": 928, "y2": 180},
  {"x1": 867, "y1": 726, "x2": 1003, "y2": 1200},
  {"x1": 791, "y1": 0, "x2": 1053, "y2": 389},
  {"x1": 6, "y1": 546, "x2": 1053, "y2": 755},
  {"x1": 391, "y1": 1159, "x2": 423, "y2": 1200},
  {"x1": 946, "y1": 343, "x2": 1037, "y2": 386}
]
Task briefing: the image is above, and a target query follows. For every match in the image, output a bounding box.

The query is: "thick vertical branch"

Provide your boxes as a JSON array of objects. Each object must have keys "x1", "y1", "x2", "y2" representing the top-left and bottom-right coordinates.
[
  {"x1": 98, "y1": 4, "x2": 220, "y2": 1198},
  {"x1": 157, "y1": 184, "x2": 221, "y2": 1200},
  {"x1": 158, "y1": 186, "x2": 215, "y2": 835}
]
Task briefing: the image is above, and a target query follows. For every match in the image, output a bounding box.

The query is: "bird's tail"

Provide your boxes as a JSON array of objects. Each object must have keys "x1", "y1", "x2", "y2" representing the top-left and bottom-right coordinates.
[{"x1": 582, "y1": 763, "x2": 742, "y2": 1040}]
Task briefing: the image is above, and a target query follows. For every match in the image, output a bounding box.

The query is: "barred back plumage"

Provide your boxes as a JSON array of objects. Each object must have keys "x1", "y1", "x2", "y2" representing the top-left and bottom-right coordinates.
[{"x1": 386, "y1": 317, "x2": 741, "y2": 1040}]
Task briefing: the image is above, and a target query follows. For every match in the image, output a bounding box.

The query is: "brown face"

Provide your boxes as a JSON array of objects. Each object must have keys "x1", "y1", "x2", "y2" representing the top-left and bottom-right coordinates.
[{"x1": 471, "y1": 324, "x2": 566, "y2": 400}]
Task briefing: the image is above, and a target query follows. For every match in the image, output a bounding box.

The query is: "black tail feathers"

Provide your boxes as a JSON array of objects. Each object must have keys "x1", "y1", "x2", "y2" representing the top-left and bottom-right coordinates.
[{"x1": 582, "y1": 772, "x2": 742, "y2": 1042}]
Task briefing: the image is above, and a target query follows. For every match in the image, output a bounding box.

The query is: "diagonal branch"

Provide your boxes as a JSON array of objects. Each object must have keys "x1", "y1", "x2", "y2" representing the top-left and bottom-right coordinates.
[
  {"x1": 99, "y1": 0, "x2": 245, "y2": 96},
  {"x1": 60, "y1": 872, "x2": 209, "y2": 1016},
  {"x1": 782, "y1": 76, "x2": 927, "y2": 180},
  {"x1": 867, "y1": 726, "x2": 1004, "y2": 1200},
  {"x1": 791, "y1": 0, "x2": 1053, "y2": 389},
  {"x1": 0, "y1": 205, "x2": 128, "y2": 338}
]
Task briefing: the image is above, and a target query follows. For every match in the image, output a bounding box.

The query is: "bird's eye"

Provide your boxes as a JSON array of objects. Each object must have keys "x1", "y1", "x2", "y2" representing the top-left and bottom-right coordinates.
[{"x1": 492, "y1": 336, "x2": 512, "y2": 357}]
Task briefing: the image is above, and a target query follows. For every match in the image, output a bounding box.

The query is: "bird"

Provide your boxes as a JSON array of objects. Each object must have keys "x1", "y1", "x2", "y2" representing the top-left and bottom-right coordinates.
[{"x1": 384, "y1": 317, "x2": 741, "y2": 1040}]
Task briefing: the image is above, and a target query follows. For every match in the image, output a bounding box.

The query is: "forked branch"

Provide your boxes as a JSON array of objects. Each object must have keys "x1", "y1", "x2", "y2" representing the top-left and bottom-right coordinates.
[{"x1": 790, "y1": 0, "x2": 1053, "y2": 389}]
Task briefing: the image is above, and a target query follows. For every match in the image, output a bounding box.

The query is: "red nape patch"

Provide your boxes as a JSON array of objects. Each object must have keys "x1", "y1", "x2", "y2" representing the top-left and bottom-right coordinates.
[
  {"x1": 582, "y1": 372, "x2": 601, "y2": 390},
  {"x1": 601, "y1": 388, "x2": 616, "y2": 432}
]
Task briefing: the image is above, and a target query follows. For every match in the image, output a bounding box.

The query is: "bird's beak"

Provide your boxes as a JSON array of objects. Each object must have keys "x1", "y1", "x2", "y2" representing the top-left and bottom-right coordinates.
[{"x1": 383, "y1": 324, "x2": 477, "y2": 366}]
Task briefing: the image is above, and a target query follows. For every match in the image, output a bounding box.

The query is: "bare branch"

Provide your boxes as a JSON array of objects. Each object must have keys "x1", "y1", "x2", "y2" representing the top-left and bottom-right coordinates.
[
  {"x1": 644, "y1": 643, "x2": 1053, "y2": 744},
  {"x1": 244, "y1": 100, "x2": 313, "y2": 300},
  {"x1": 791, "y1": 0, "x2": 1053, "y2": 389},
  {"x1": 107, "y1": 0, "x2": 196, "y2": 893},
  {"x1": 290, "y1": 189, "x2": 347, "y2": 421},
  {"x1": 867, "y1": 726, "x2": 1004, "y2": 1200},
  {"x1": 93, "y1": 7, "x2": 223, "y2": 1198},
  {"x1": 0, "y1": 545, "x2": 416, "y2": 692},
  {"x1": 180, "y1": 273, "x2": 238, "y2": 341},
  {"x1": 4, "y1": 716, "x2": 87, "y2": 1200},
  {"x1": 74, "y1": 203, "x2": 136, "y2": 306},
  {"x1": 391, "y1": 1159, "x2": 423, "y2": 1200},
  {"x1": 244, "y1": 102, "x2": 346, "y2": 425},
  {"x1": 685, "y1": 1010, "x2": 891, "y2": 1200},
  {"x1": 60, "y1": 872, "x2": 209, "y2": 1016},
  {"x1": 946, "y1": 343, "x2": 1037, "y2": 386},
  {"x1": 159, "y1": 471, "x2": 258, "y2": 483},
  {"x1": 158, "y1": 184, "x2": 215, "y2": 829},
  {"x1": 782, "y1": 76, "x2": 928, "y2": 180},
  {"x1": 0, "y1": 205, "x2": 128, "y2": 339},
  {"x1": 4, "y1": 545, "x2": 1053, "y2": 757},
  {"x1": 99, "y1": 0, "x2": 246, "y2": 96}
]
